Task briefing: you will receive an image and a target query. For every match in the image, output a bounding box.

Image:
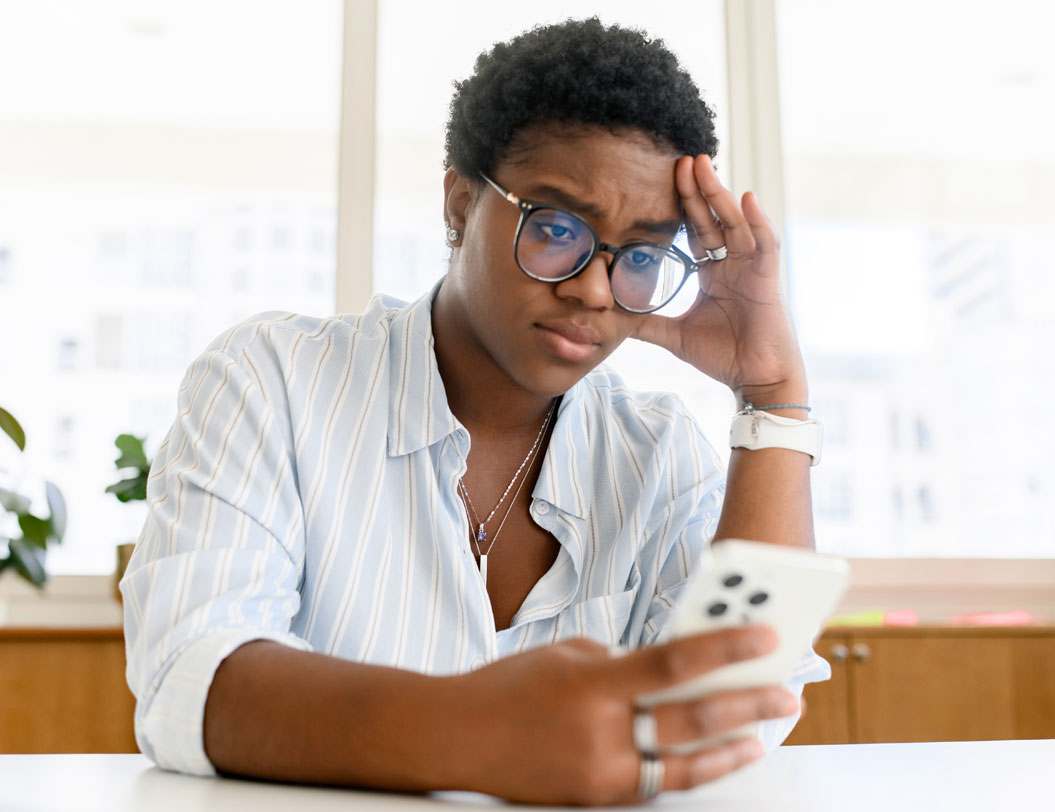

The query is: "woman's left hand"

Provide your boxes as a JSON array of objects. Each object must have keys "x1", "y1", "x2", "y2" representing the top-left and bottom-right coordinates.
[{"x1": 632, "y1": 154, "x2": 807, "y2": 405}]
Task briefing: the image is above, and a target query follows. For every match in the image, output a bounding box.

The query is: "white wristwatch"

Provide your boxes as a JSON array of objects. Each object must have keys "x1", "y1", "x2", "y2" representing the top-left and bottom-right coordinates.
[{"x1": 730, "y1": 407, "x2": 822, "y2": 466}]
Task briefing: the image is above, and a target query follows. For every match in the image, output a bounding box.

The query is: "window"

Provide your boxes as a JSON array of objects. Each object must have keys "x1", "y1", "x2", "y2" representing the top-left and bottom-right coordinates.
[
  {"x1": 57, "y1": 338, "x2": 79, "y2": 372},
  {"x1": 776, "y1": 0, "x2": 1055, "y2": 557},
  {"x1": 816, "y1": 476, "x2": 854, "y2": 523},
  {"x1": 0, "y1": 0, "x2": 341, "y2": 574},
  {"x1": 54, "y1": 416, "x2": 76, "y2": 461},
  {"x1": 95, "y1": 316, "x2": 124, "y2": 371},
  {"x1": 5, "y1": 1, "x2": 1050, "y2": 577}
]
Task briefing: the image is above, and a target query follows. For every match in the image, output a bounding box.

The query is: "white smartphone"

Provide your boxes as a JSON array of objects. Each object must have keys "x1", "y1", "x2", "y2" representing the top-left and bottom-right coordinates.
[{"x1": 637, "y1": 539, "x2": 850, "y2": 748}]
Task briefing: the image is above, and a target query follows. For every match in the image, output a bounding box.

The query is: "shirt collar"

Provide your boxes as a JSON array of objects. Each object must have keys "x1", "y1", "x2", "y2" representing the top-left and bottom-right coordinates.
[
  {"x1": 532, "y1": 377, "x2": 593, "y2": 521},
  {"x1": 386, "y1": 282, "x2": 463, "y2": 457}
]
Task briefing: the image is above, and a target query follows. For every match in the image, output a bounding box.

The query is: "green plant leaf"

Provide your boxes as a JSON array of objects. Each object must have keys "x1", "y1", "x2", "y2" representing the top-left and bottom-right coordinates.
[
  {"x1": 44, "y1": 481, "x2": 67, "y2": 541},
  {"x1": 114, "y1": 434, "x2": 149, "y2": 471},
  {"x1": 0, "y1": 406, "x2": 26, "y2": 452},
  {"x1": 18, "y1": 513, "x2": 50, "y2": 549},
  {"x1": 105, "y1": 475, "x2": 148, "y2": 503},
  {"x1": 7, "y1": 537, "x2": 47, "y2": 587},
  {"x1": 0, "y1": 487, "x2": 32, "y2": 514}
]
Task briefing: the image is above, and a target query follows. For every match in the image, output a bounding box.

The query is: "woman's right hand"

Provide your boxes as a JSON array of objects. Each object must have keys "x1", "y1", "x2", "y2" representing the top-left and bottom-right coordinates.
[{"x1": 444, "y1": 626, "x2": 801, "y2": 805}]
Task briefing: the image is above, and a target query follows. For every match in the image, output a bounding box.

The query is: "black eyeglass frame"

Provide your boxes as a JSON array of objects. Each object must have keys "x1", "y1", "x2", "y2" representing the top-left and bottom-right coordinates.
[{"x1": 478, "y1": 172, "x2": 700, "y2": 314}]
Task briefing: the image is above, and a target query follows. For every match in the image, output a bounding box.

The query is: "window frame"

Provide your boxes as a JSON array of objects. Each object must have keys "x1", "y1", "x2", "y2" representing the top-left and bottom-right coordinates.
[{"x1": 336, "y1": 0, "x2": 377, "y2": 314}]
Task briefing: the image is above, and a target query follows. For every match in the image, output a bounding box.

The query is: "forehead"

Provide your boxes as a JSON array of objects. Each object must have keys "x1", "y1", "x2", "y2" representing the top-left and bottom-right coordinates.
[{"x1": 495, "y1": 125, "x2": 682, "y2": 222}]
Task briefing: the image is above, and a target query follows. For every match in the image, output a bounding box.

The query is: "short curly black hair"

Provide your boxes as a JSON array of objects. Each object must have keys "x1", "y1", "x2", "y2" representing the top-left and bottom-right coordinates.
[{"x1": 444, "y1": 17, "x2": 718, "y2": 178}]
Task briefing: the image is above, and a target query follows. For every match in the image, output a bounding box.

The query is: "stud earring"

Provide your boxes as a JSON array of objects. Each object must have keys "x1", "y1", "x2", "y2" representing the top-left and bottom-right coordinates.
[{"x1": 445, "y1": 222, "x2": 461, "y2": 244}]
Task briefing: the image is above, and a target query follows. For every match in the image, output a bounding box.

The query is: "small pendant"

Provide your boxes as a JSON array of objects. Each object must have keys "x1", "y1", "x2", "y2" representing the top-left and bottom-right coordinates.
[
  {"x1": 479, "y1": 553, "x2": 488, "y2": 586},
  {"x1": 476, "y1": 525, "x2": 486, "y2": 544}
]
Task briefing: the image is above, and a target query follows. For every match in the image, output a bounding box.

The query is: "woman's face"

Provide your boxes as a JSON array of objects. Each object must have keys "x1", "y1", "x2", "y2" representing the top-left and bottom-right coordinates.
[{"x1": 441, "y1": 124, "x2": 683, "y2": 399}]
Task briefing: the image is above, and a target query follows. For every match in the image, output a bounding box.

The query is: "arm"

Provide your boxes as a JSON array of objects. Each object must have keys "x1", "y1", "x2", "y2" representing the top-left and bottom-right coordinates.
[
  {"x1": 634, "y1": 155, "x2": 815, "y2": 550},
  {"x1": 630, "y1": 155, "x2": 823, "y2": 746},
  {"x1": 203, "y1": 631, "x2": 795, "y2": 804},
  {"x1": 203, "y1": 641, "x2": 460, "y2": 790},
  {"x1": 715, "y1": 412, "x2": 814, "y2": 548}
]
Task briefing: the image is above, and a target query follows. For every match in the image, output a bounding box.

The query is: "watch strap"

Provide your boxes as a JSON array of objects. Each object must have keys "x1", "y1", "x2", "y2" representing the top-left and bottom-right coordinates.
[{"x1": 730, "y1": 409, "x2": 823, "y2": 467}]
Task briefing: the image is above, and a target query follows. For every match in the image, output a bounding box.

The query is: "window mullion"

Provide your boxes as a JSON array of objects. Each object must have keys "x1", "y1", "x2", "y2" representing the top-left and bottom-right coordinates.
[
  {"x1": 337, "y1": 0, "x2": 379, "y2": 313},
  {"x1": 723, "y1": 0, "x2": 788, "y2": 283}
]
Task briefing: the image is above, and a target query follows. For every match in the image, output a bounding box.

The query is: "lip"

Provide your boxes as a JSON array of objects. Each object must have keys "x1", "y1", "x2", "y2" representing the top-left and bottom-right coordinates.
[{"x1": 534, "y1": 320, "x2": 602, "y2": 363}]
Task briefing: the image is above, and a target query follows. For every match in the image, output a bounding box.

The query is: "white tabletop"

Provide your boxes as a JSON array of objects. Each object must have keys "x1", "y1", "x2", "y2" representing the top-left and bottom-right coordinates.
[{"x1": 1, "y1": 740, "x2": 1051, "y2": 812}]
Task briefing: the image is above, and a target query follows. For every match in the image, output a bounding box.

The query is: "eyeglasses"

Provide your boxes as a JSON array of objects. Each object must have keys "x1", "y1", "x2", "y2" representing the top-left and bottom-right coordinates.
[{"x1": 479, "y1": 173, "x2": 699, "y2": 314}]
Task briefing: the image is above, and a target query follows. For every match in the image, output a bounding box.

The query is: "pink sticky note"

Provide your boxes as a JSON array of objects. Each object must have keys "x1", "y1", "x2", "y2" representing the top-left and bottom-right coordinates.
[
  {"x1": 948, "y1": 610, "x2": 1035, "y2": 626},
  {"x1": 883, "y1": 609, "x2": 920, "y2": 626}
]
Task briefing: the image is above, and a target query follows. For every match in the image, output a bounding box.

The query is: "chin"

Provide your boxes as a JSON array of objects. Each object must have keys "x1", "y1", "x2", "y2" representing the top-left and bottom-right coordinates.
[{"x1": 512, "y1": 352, "x2": 609, "y2": 399}]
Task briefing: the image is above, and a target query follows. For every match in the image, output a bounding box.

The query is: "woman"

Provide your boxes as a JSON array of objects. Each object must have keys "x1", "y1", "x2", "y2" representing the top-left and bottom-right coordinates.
[{"x1": 123, "y1": 18, "x2": 825, "y2": 805}]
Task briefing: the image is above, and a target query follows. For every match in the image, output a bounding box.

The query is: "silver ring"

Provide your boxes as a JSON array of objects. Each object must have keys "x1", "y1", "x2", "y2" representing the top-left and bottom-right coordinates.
[
  {"x1": 705, "y1": 245, "x2": 728, "y2": 261},
  {"x1": 632, "y1": 710, "x2": 659, "y2": 755},
  {"x1": 638, "y1": 755, "x2": 665, "y2": 799}
]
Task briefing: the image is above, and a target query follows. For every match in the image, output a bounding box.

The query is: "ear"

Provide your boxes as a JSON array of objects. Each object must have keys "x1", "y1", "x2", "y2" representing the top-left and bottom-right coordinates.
[{"x1": 443, "y1": 168, "x2": 473, "y2": 239}]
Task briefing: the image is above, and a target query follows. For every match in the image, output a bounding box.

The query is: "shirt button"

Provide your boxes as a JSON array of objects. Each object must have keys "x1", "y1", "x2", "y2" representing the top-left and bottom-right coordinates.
[{"x1": 535, "y1": 502, "x2": 550, "y2": 515}]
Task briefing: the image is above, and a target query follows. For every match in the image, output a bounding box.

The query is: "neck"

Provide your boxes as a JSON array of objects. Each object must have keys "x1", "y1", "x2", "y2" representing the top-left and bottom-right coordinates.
[{"x1": 432, "y1": 280, "x2": 557, "y2": 435}]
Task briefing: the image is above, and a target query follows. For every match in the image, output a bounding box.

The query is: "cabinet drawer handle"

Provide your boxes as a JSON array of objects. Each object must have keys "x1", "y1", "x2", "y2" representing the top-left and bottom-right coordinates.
[
  {"x1": 829, "y1": 644, "x2": 849, "y2": 662},
  {"x1": 852, "y1": 643, "x2": 872, "y2": 663}
]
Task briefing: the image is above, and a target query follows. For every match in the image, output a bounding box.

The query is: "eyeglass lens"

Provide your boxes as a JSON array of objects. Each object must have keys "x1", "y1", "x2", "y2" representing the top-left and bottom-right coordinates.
[{"x1": 517, "y1": 207, "x2": 686, "y2": 312}]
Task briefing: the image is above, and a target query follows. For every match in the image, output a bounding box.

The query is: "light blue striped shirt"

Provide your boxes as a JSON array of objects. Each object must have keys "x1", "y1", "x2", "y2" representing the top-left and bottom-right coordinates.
[{"x1": 121, "y1": 286, "x2": 828, "y2": 775}]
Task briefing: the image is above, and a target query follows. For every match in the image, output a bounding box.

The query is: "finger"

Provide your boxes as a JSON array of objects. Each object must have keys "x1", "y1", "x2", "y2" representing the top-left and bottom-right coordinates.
[
  {"x1": 741, "y1": 190, "x2": 779, "y2": 257},
  {"x1": 676, "y1": 155, "x2": 723, "y2": 258},
  {"x1": 631, "y1": 305, "x2": 697, "y2": 355},
  {"x1": 651, "y1": 687, "x2": 799, "y2": 748},
  {"x1": 657, "y1": 737, "x2": 765, "y2": 795},
  {"x1": 630, "y1": 287, "x2": 709, "y2": 351},
  {"x1": 630, "y1": 311, "x2": 679, "y2": 354},
  {"x1": 605, "y1": 625, "x2": 779, "y2": 697},
  {"x1": 693, "y1": 155, "x2": 756, "y2": 255}
]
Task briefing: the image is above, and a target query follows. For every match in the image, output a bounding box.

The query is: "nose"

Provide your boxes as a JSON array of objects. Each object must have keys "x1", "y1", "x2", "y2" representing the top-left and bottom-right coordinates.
[{"x1": 553, "y1": 250, "x2": 615, "y2": 310}]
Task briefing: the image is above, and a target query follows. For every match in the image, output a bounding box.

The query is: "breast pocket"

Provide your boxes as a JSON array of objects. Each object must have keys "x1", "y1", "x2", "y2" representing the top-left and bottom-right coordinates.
[{"x1": 552, "y1": 589, "x2": 639, "y2": 648}]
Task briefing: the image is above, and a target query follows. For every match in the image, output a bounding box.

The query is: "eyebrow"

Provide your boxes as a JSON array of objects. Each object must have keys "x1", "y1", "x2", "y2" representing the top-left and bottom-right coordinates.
[{"x1": 524, "y1": 184, "x2": 682, "y2": 239}]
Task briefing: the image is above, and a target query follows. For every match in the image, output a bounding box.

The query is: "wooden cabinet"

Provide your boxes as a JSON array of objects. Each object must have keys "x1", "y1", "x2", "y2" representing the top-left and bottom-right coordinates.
[
  {"x1": 0, "y1": 628, "x2": 137, "y2": 753},
  {"x1": 3, "y1": 624, "x2": 1053, "y2": 752},
  {"x1": 786, "y1": 626, "x2": 1055, "y2": 745}
]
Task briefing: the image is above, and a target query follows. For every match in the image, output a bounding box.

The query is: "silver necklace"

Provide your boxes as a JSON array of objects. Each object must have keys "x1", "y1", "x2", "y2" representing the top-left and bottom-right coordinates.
[{"x1": 458, "y1": 399, "x2": 557, "y2": 586}]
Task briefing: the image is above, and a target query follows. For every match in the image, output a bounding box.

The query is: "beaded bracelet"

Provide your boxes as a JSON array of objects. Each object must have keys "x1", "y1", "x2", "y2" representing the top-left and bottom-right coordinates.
[{"x1": 742, "y1": 402, "x2": 812, "y2": 413}]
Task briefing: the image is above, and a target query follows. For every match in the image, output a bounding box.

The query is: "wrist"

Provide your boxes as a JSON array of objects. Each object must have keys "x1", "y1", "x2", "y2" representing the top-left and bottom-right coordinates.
[
  {"x1": 434, "y1": 670, "x2": 524, "y2": 796},
  {"x1": 354, "y1": 669, "x2": 473, "y2": 792},
  {"x1": 735, "y1": 383, "x2": 810, "y2": 419},
  {"x1": 730, "y1": 406, "x2": 822, "y2": 467},
  {"x1": 423, "y1": 673, "x2": 485, "y2": 791}
]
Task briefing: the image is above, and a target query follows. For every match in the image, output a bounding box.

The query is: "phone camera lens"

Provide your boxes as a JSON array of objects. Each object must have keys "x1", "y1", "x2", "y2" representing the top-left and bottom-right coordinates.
[
  {"x1": 707, "y1": 601, "x2": 728, "y2": 616},
  {"x1": 723, "y1": 574, "x2": 744, "y2": 588},
  {"x1": 749, "y1": 591, "x2": 769, "y2": 605}
]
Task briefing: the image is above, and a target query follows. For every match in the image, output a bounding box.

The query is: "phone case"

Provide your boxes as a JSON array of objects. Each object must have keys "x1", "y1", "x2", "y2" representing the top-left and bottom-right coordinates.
[{"x1": 637, "y1": 539, "x2": 850, "y2": 748}]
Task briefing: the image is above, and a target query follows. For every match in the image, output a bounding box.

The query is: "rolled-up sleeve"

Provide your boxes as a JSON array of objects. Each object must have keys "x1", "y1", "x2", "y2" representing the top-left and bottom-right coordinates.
[
  {"x1": 756, "y1": 648, "x2": 830, "y2": 751},
  {"x1": 121, "y1": 333, "x2": 311, "y2": 774}
]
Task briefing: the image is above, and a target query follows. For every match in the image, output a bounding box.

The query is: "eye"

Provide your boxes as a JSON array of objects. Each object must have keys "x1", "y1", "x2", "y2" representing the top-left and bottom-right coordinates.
[
  {"x1": 528, "y1": 210, "x2": 584, "y2": 246},
  {"x1": 539, "y1": 222, "x2": 573, "y2": 240},
  {"x1": 624, "y1": 250, "x2": 661, "y2": 271}
]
